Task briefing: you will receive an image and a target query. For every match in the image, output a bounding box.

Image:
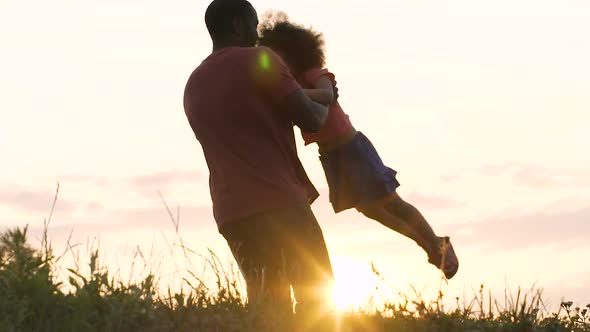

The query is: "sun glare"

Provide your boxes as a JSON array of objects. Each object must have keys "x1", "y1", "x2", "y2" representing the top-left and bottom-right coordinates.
[
  {"x1": 330, "y1": 256, "x2": 381, "y2": 312},
  {"x1": 258, "y1": 50, "x2": 271, "y2": 71}
]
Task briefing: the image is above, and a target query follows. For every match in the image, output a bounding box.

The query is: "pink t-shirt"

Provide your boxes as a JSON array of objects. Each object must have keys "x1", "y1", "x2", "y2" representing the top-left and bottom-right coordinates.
[
  {"x1": 299, "y1": 68, "x2": 354, "y2": 145},
  {"x1": 183, "y1": 47, "x2": 319, "y2": 228}
]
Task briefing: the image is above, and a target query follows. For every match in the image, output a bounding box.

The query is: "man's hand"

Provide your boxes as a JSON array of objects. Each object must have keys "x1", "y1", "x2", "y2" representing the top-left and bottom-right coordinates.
[{"x1": 332, "y1": 79, "x2": 339, "y2": 100}]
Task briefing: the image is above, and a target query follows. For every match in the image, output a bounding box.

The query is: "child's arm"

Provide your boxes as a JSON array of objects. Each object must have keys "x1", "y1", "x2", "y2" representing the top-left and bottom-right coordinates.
[{"x1": 303, "y1": 75, "x2": 335, "y2": 105}]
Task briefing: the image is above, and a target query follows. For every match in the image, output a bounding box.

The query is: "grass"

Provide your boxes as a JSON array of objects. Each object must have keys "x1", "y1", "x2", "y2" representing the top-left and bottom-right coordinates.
[
  {"x1": 1, "y1": 186, "x2": 589, "y2": 331},
  {"x1": 1, "y1": 227, "x2": 589, "y2": 332}
]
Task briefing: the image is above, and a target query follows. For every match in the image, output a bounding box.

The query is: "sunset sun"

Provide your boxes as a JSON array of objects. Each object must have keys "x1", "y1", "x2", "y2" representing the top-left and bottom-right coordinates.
[{"x1": 330, "y1": 256, "x2": 382, "y2": 312}]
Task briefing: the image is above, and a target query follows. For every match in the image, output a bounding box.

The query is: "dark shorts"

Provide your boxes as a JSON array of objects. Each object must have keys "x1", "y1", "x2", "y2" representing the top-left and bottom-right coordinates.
[
  {"x1": 320, "y1": 131, "x2": 401, "y2": 213},
  {"x1": 219, "y1": 204, "x2": 333, "y2": 315}
]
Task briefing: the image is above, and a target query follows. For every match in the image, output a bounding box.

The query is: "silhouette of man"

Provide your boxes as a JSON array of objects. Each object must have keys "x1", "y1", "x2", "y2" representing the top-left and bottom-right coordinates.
[{"x1": 183, "y1": 0, "x2": 334, "y2": 326}]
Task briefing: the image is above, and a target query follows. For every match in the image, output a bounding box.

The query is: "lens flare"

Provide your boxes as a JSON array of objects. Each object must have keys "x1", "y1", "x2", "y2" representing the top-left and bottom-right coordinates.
[{"x1": 258, "y1": 51, "x2": 271, "y2": 71}]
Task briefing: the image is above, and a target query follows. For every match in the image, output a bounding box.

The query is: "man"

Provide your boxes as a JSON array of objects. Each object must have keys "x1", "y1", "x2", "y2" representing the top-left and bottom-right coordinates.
[{"x1": 183, "y1": 0, "x2": 334, "y2": 325}]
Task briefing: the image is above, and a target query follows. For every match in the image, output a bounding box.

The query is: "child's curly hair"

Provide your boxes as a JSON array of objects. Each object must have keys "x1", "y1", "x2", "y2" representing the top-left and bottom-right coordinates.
[{"x1": 258, "y1": 11, "x2": 325, "y2": 78}]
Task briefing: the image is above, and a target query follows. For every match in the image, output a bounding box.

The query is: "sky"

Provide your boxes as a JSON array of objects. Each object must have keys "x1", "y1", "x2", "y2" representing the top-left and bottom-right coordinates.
[{"x1": 1, "y1": 0, "x2": 589, "y2": 310}]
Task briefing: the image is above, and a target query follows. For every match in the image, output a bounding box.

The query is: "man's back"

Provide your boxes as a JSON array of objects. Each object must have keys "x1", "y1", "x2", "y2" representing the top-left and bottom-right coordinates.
[{"x1": 184, "y1": 47, "x2": 316, "y2": 227}]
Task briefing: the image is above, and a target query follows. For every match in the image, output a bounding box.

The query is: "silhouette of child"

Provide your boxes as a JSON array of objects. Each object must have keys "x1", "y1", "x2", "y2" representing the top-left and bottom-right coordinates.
[{"x1": 258, "y1": 12, "x2": 459, "y2": 279}]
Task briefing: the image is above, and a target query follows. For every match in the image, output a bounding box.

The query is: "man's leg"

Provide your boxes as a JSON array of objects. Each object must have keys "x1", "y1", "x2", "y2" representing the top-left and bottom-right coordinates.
[
  {"x1": 220, "y1": 216, "x2": 293, "y2": 317},
  {"x1": 278, "y1": 205, "x2": 335, "y2": 331}
]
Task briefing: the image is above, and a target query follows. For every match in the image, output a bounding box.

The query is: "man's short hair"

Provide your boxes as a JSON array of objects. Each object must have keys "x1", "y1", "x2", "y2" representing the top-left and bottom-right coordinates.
[{"x1": 205, "y1": 0, "x2": 253, "y2": 41}]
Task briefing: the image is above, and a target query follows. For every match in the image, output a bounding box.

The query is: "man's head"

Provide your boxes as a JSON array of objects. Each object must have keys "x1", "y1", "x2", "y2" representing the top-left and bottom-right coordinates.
[{"x1": 205, "y1": 0, "x2": 258, "y2": 48}]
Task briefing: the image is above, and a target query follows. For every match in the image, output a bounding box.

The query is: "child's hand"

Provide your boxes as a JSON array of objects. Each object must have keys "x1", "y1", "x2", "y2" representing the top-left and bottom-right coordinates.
[{"x1": 304, "y1": 75, "x2": 336, "y2": 105}]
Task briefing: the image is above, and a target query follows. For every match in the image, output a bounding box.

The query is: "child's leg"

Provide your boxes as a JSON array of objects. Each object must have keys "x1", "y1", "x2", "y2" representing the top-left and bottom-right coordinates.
[
  {"x1": 383, "y1": 193, "x2": 440, "y2": 253},
  {"x1": 359, "y1": 192, "x2": 459, "y2": 278},
  {"x1": 358, "y1": 193, "x2": 438, "y2": 256}
]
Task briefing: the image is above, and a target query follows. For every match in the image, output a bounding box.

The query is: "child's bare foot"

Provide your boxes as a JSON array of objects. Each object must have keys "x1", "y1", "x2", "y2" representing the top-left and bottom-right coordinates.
[{"x1": 428, "y1": 236, "x2": 459, "y2": 279}]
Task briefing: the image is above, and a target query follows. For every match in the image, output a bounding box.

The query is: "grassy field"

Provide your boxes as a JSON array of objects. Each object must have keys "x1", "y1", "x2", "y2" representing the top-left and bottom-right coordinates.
[{"x1": 1, "y1": 223, "x2": 589, "y2": 332}]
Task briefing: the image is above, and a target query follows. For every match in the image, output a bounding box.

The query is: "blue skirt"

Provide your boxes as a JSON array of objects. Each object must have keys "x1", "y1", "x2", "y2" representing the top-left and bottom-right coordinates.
[{"x1": 319, "y1": 132, "x2": 400, "y2": 213}]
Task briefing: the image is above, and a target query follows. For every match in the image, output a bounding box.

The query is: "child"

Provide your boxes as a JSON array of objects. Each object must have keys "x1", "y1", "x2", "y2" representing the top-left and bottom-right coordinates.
[{"x1": 258, "y1": 13, "x2": 459, "y2": 279}]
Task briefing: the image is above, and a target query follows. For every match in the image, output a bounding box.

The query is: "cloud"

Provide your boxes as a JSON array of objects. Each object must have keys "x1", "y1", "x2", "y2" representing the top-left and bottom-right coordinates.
[
  {"x1": 86, "y1": 202, "x2": 104, "y2": 212},
  {"x1": 58, "y1": 174, "x2": 109, "y2": 186},
  {"x1": 404, "y1": 192, "x2": 465, "y2": 210},
  {"x1": 481, "y1": 163, "x2": 590, "y2": 188},
  {"x1": 481, "y1": 163, "x2": 520, "y2": 176},
  {"x1": 3, "y1": 203, "x2": 217, "y2": 246},
  {"x1": 0, "y1": 186, "x2": 76, "y2": 214},
  {"x1": 307, "y1": 188, "x2": 464, "y2": 250},
  {"x1": 128, "y1": 170, "x2": 204, "y2": 193},
  {"x1": 439, "y1": 175, "x2": 461, "y2": 183},
  {"x1": 545, "y1": 272, "x2": 590, "y2": 307},
  {"x1": 103, "y1": 204, "x2": 214, "y2": 232},
  {"x1": 446, "y1": 204, "x2": 590, "y2": 250},
  {"x1": 512, "y1": 167, "x2": 590, "y2": 188}
]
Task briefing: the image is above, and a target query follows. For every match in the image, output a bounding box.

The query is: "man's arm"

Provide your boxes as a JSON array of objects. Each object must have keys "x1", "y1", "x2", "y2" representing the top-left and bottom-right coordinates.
[
  {"x1": 279, "y1": 89, "x2": 329, "y2": 133},
  {"x1": 302, "y1": 76, "x2": 335, "y2": 105}
]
